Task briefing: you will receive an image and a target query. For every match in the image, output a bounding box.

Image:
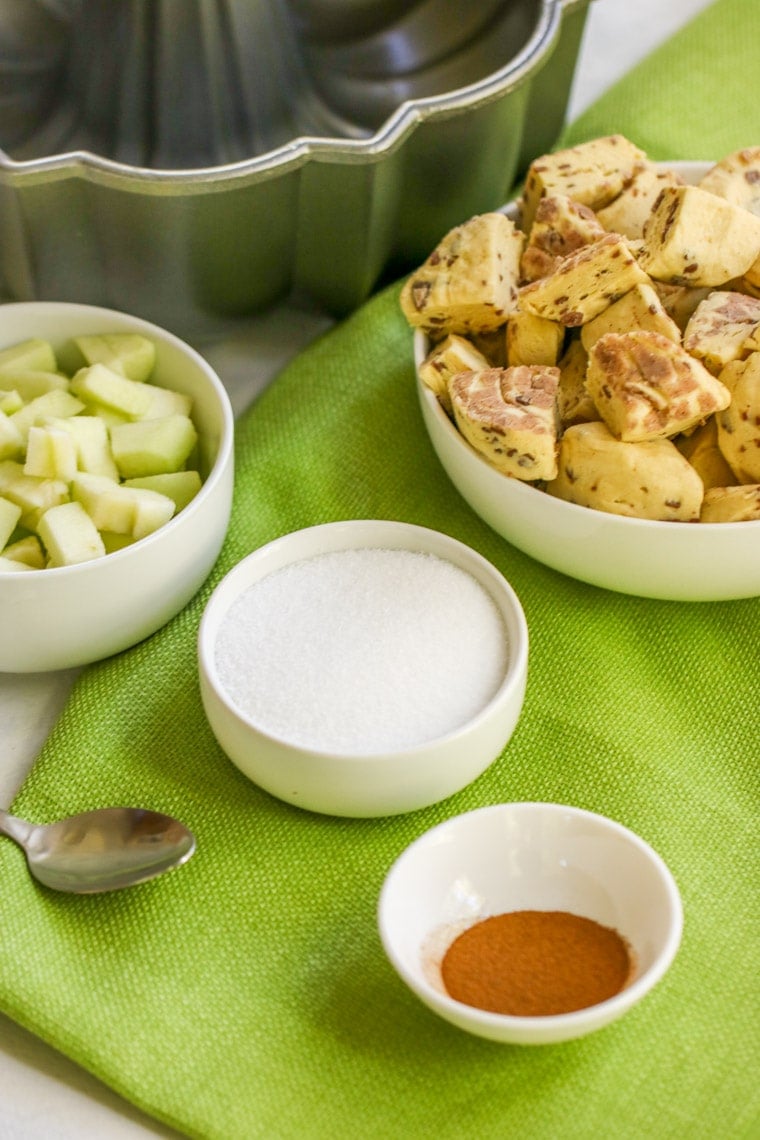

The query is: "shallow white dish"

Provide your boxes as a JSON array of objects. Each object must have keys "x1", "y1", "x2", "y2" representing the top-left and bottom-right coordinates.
[
  {"x1": 414, "y1": 162, "x2": 760, "y2": 602},
  {"x1": 378, "y1": 801, "x2": 683, "y2": 1045},
  {"x1": 0, "y1": 301, "x2": 234, "y2": 672},
  {"x1": 198, "y1": 520, "x2": 529, "y2": 818}
]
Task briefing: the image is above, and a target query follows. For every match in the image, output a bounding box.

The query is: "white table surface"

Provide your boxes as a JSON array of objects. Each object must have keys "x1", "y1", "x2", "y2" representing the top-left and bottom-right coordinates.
[{"x1": 0, "y1": 2, "x2": 717, "y2": 1136}]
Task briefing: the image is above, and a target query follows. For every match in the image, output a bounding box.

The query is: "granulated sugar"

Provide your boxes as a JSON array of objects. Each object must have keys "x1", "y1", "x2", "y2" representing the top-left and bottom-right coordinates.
[{"x1": 214, "y1": 547, "x2": 508, "y2": 754}]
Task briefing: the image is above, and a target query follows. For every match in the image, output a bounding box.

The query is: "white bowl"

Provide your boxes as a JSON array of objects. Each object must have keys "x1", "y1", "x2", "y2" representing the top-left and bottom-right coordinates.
[
  {"x1": 0, "y1": 301, "x2": 234, "y2": 672},
  {"x1": 198, "y1": 520, "x2": 529, "y2": 817},
  {"x1": 378, "y1": 802, "x2": 683, "y2": 1045},
  {"x1": 414, "y1": 162, "x2": 760, "y2": 601}
]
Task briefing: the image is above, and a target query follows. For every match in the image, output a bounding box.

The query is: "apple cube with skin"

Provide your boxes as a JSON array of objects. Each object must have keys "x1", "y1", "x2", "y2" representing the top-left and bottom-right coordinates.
[
  {"x1": 0, "y1": 460, "x2": 70, "y2": 530},
  {"x1": 130, "y1": 488, "x2": 176, "y2": 539},
  {"x1": 0, "y1": 410, "x2": 24, "y2": 460},
  {"x1": 70, "y1": 363, "x2": 154, "y2": 420},
  {"x1": 71, "y1": 473, "x2": 136, "y2": 534},
  {"x1": 10, "y1": 389, "x2": 84, "y2": 444},
  {"x1": 110, "y1": 414, "x2": 198, "y2": 478},
  {"x1": 1, "y1": 534, "x2": 45, "y2": 569},
  {"x1": 0, "y1": 390, "x2": 24, "y2": 415},
  {"x1": 124, "y1": 470, "x2": 202, "y2": 512},
  {"x1": 45, "y1": 414, "x2": 120, "y2": 480},
  {"x1": 138, "y1": 384, "x2": 193, "y2": 420},
  {"x1": 0, "y1": 553, "x2": 35, "y2": 572},
  {"x1": 0, "y1": 338, "x2": 57, "y2": 377},
  {"x1": 74, "y1": 334, "x2": 156, "y2": 383},
  {"x1": 24, "y1": 425, "x2": 79, "y2": 481},
  {"x1": 0, "y1": 495, "x2": 22, "y2": 548},
  {"x1": 0, "y1": 371, "x2": 69, "y2": 401},
  {"x1": 37, "y1": 501, "x2": 106, "y2": 566}
]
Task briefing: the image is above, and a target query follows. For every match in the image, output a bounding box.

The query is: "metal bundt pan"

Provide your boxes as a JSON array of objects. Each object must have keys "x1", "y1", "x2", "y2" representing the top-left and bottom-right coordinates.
[{"x1": 0, "y1": 0, "x2": 591, "y2": 340}]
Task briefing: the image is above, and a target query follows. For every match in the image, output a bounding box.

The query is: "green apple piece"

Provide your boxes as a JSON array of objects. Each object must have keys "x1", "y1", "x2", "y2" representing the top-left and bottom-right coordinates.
[
  {"x1": 1, "y1": 534, "x2": 45, "y2": 568},
  {"x1": 38, "y1": 501, "x2": 106, "y2": 567},
  {"x1": 0, "y1": 495, "x2": 22, "y2": 548},
  {"x1": 124, "y1": 470, "x2": 202, "y2": 512},
  {"x1": 74, "y1": 334, "x2": 156, "y2": 383},
  {"x1": 110, "y1": 414, "x2": 198, "y2": 478},
  {"x1": 70, "y1": 363, "x2": 153, "y2": 419},
  {"x1": 45, "y1": 413, "x2": 120, "y2": 480},
  {"x1": 0, "y1": 371, "x2": 69, "y2": 401},
  {"x1": 0, "y1": 338, "x2": 57, "y2": 376},
  {"x1": 0, "y1": 390, "x2": 23, "y2": 415},
  {"x1": 0, "y1": 460, "x2": 70, "y2": 530},
  {"x1": 138, "y1": 384, "x2": 193, "y2": 420},
  {"x1": 0, "y1": 410, "x2": 24, "y2": 461},
  {"x1": 101, "y1": 530, "x2": 136, "y2": 554},
  {"x1": 0, "y1": 554, "x2": 36, "y2": 572},
  {"x1": 10, "y1": 389, "x2": 84, "y2": 443},
  {"x1": 24, "y1": 424, "x2": 79, "y2": 481},
  {"x1": 71, "y1": 473, "x2": 136, "y2": 534},
  {"x1": 129, "y1": 487, "x2": 176, "y2": 539}
]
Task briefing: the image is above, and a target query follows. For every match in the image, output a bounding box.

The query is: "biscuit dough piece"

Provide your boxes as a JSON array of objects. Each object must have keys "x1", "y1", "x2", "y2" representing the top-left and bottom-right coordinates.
[
  {"x1": 716, "y1": 353, "x2": 760, "y2": 482},
  {"x1": 546, "y1": 420, "x2": 703, "y2": 520},
  {"x1": 700, "y1": 484, "x2": 760, "y2": 522},
  {"x1": 683, "y1": 291, "x2": 760, "y2": 374},
  {"x1": 675, "y1": 416, "x2": 737, "y2": 489},
  {"x1": 519, "y1": 233, "x2": 650, "y2": 327},
  {"x1": 596, "y1": 165, "x2": 684, "y2": 239},
  {"x1": 506, "y1": 311, "x2": 565, "y2": 367},
  {"x1": 449, "y1": 365, "x2": 560, "y2": 481},
  {"x1": 698, "y1": 148, "x2": 760, "y2": 216},
  {"x1": 654, "y1": 282, "x2": 713, "y2": 332},
  {"x1": 399, "y1": 213, "x2": 524, "y2": 336},
  {"x1": 587, "y1": 330, "x2": 731, "y2": 442},
  {"x1": 556, "y1": 339, "x2": 598, "y2": 427},
  {"x1": 418, "y1": 334, "x2": 491, "y2": 414},
  {"x1": 581, "y1": 282, "x2": 681, "y2": 351},
  {"x1": 638, "y1": 185, "x2": 760, "y2": 286},
  {"x1": 520, "y1": 135, "x2": 646, "y2": 232},
  {"x1": 520, "y1": 194, "x2": 606, "y2": 283}
]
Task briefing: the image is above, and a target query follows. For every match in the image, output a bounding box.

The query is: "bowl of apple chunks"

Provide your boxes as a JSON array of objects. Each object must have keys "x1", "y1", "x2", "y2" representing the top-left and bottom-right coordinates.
[{"x1": 0, "y1": 302, "x2": 234, "y2": 672}]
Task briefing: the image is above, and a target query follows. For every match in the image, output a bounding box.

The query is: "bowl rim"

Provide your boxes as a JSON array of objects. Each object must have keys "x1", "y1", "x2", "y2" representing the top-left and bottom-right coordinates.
[
  {"x1": 414, "y1": 159, "x2": 760, "y2": 537},
  {"x1": 198, "y1": 518, "x2": 529, "y2": 761},
  {"x1": 377, "y1": 800, "x2": 684, "y2": 1033},
  {"x1": 0, "y1": 299, "x2": 235, "y2": 578}
]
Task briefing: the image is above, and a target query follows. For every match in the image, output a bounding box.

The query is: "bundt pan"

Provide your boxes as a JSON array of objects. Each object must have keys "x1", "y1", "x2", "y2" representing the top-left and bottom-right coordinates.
[{"x1": 0, "y1": 0, "x2": 591, "y2": 340}]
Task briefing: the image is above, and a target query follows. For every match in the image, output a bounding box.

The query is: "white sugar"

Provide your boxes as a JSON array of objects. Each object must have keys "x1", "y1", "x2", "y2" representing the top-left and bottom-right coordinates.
[{"x1": 214, "y1": 547, "x2": 508, "y2": 754}]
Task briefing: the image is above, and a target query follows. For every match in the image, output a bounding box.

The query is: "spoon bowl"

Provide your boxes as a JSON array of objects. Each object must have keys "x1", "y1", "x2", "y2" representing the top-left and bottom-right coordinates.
[{"x1": 0, "y1": 806, "x2": 196, "y2": 894}]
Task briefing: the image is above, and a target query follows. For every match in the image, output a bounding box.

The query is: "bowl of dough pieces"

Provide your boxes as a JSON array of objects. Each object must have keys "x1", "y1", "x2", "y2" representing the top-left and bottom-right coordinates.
[
  {"x1": 0, "y1": 300, "x2": 234, "y2": 672},
  {"x1": 403, "y1": 136, "x2": 760, "y2": 601}
]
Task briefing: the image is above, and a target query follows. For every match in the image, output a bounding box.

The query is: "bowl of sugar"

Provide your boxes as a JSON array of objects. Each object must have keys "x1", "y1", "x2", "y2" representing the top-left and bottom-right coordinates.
[{"x1": 198, "y1": 520, "x2": 528, "y2": 817}]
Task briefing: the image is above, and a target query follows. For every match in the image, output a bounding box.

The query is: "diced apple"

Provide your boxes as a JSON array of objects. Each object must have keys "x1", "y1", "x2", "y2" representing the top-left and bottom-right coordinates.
[
  {"x1": 124, "y1": 470, "x2": 201, "y2": 512},
  {"x1": 137, "y1": 384, "x2": 193, "y2": 420},
  {"x1": 37, "y1": 501, "x2": 106, "y2": 566},
  {"x1": 129, "y1": 488, "x2": 176, "y2": 539},
  {"x1": 0, "y1": 411, "x2": 24, "y2": 461},
  {"x1": 101, "y1": 530, "x2": 136, "y2": 554},
  {"x1": 45, "y1": 414, "x2": 120, "y2": 480},
  {"x1": 0, "y1": 554, "x2": 36, "y2": 572},
  {"x1": 74, "y1": 334, "x2": 156, "y2": 383},
  {"x1": 71, "y1": 473, "x2": 136, "y2": 534},
  {"x1": 1, "y1": 534, "x2": 45, "y2": 568},
  {"x1": 0, "y1": 338, "x2": 57, "y2": 376},
  {"x1": 70, "y1": 363, "x2": 153, "y2": 419},
  {"x1": 0, "y1": 495, "x2": 22, "y2": 548},
  {"x1": 109, "y1": 414, "x2": 198, "y2": 478},
  {"x1": 24, "y1": 425, "x2": 79, "y2": 481},
  {"x1": 0, "y1": 390, "x2": 23, "y2": 415},
  {"x1": 10, "y1": 389, "x2": 84, "y2": 443},
  {"x1": 0, "y1": 371, "x2": 69, "y2": 401},
  {"x1": 0, "y1": 460, "x2": 70, "y2": 530}
]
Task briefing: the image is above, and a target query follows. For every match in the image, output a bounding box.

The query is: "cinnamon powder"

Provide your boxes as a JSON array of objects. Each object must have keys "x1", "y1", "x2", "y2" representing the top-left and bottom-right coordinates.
[{"x1": 440, "y1": 910, "x2": 633, "y2": 1017}]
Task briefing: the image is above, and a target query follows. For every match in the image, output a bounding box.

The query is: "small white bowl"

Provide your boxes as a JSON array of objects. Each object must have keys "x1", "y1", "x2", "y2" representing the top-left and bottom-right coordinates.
[
  {"x1": 198, "y1": 520, "x2": 528, "y2": 817},
  {"x1": 0, "y1": 302, "x2": 234, "y2": 672},
  {"x1": 414, "y1": 162, "x2": 760, "y2": 602},
  {"x1": 378, "y1": 802, "x2": 683, "y2": 1045}
]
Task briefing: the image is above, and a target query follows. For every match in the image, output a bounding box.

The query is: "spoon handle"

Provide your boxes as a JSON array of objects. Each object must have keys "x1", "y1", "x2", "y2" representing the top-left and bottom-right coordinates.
[{"x1": 0, "y1": 808, "x2": 33, "y2": 848}]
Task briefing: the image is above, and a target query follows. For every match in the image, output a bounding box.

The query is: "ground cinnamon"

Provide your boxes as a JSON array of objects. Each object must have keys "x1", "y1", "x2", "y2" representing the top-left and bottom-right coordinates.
[{"x1": 440, "y1": 910, "x2": 633, "y2": 1017}]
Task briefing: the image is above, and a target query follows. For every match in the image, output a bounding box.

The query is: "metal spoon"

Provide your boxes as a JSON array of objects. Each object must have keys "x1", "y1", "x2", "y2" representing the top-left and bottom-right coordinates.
[{"x1": 0, "y1": 806, "x2": 196, "y2": 894}]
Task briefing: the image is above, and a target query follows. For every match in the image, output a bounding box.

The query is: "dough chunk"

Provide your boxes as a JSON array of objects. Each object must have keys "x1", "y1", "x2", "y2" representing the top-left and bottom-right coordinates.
[
  {"x1": 519, "y1": 234, "x2": 649, "y2": 327},
  {"x1": 586, "y1": 331, "x2": 731, "y2": 442},
  {"x1": 638, "y1": 185, "x2": 760, "y2": 286},
  {"x1": 716, "y1": 353, "x2": 760, "y2": 482},
  {"x1": 654, "y1": 282, "x2": 713, "y2": 332},
  {"x1": 418, "y1": 334, "x2": 491, "y2": 414},
  {"x1": 675, "y1": 417, "x2": 737, "y2": 490},
  {"x1": 698, "y1": 148, "x2": 760, "y2": 215},
  {"x1": 449, "y1": 366, "x2": 559, "y2": 481},
  {"x1": 700, "y1": 484, "x2": 760, "y2": 522},
  {"x1": 556, "y1": 339, "x2": 598, "y2": 428},
  {"x1": 683, "y1": 291, "x2": 760, "y2": 374},
  {"x1": 520, "y1": 135, "x2": 646, "y2": 232},
  {"x1": 506, "y1": 311, "x2": 564, "y2": 367},
  {"x1": 399, "y1": 213, "x2": 523, "y2": 336},
  {"x1": 581, "y1": 282, "x2": 681, "y2": 351},
  {"x1": 546, "y1": 420, "x2": 703, "y2": 521},
  {"x1": 520, "y1": 194, "x2": 606, "y2": 283},
  {"x1": 596, "y1": 165, "x2": 684, "y2": 239}
]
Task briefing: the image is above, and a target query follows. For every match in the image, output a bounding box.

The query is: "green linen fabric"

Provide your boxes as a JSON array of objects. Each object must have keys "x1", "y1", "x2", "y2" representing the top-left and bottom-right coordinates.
[{"x1": 2, "y1": 1, "x2": 759, "y2": 1137}]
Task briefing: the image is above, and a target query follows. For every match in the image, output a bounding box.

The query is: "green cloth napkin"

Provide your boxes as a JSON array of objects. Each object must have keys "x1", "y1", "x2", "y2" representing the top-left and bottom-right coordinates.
[{"x1": 2, "y1": 2, "x2": 760, "y2": 1137}]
